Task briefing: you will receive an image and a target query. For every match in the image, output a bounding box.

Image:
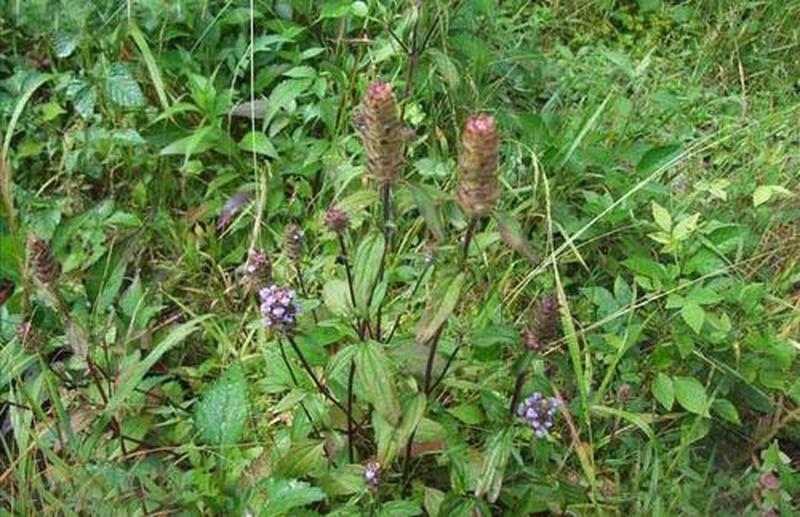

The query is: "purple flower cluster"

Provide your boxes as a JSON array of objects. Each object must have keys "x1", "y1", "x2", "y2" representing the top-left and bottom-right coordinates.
[
  {"x1": 364, "y1": 461, "x2": 381, "y2": 488},
  {"x1": 259, "y1": 285, "x2": 300, "y2": 332},
  {"x1": 517, "y1": 392, "x2": 560, "y2": 438}
]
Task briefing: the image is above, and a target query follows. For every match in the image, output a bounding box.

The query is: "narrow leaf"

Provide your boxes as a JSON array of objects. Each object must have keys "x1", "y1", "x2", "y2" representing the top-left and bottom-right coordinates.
[
  {"x1": 408, "y1": 183, "x2": 445, "y2": 241},
  {"x1": 496, "y1": 211, "x2": 539, "y2": 264},
  {"x1": 356, "y1": 341, "x2": 401, "y2": 425},
  {"x1": 353, "y1": 233, "x2": 385, "y2": 314},
  {"x1": 415, "y1": 273, "x2": 464, "y2": 344}
]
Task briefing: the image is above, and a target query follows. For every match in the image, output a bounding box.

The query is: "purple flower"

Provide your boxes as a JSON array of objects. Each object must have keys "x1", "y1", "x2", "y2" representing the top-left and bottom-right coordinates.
[
  {"x1": 517, "y1": 392, "x2": 560, "y2": 438},
  {"x1": 364, "y1": 461, "x2": 381, "y2": 488},
  {"x1": 259, "y1": 284, "x2": 301, "y2": 332}
]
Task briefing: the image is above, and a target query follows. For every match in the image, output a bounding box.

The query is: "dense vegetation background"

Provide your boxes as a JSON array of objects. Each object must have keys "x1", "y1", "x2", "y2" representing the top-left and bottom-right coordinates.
[{"x1": 1, "y1": 0, "x2": 798, "y2": 515}]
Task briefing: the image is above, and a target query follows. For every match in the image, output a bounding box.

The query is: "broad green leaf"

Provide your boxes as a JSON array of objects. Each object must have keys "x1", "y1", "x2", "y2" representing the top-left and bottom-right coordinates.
[
  {"x1": 356, "y1": 341, "x2": 400, "y2": 425},
  {"x1": 319, "y1": 0, "x2": 351, "y2": 19},
  {"x1": 712, "y1": 398, "x2": 741, "y2": 425},
  {"x1": 680, "y1": 302, "x2": 705, "y2": 333},
  {"x1": 496, "y1": 211, "x2": 539, "y2": 264},
  {"x1": 378, "y1": 500, "x2": 423, "y2": 516},
  {"x1": 239, "y1": 131, "x2": 278, "y2": 158},
  {"x1": 106, "y1": 63, "x2": 145, "y2": 107},
  {"x1": 128, "y1": 24, "x2": 169, "y2": 111},
  {"x1": 408, "y1": 183, "x2": 445, "y2": 241},
  {"x1": 195, "y1": 363, "x2": 249, "y2": 445},
  {"x1": 159, "y1": 126, "x2": 217, "y2": 156},
  {"x1": 474, "y1": 427, "x2": 513, "y2": 503},
  {"x1": 322, "y1": 278, "x2": 353, "y2": 315},
  {"x1": 447, "y1": 403, "x2": 484, "y2": 425},
  {"x1": 317, "y1": 464, "x2": 365, "y2": 496},
  {"x1": 54, "y1": 30, "x2": 80, "y2": 58},
  {"x1": 103, "y1": 317, "x2": 207, "y2": 417},
  {"x1": 651, "y1": 202, "x2": 672, "y2": 232},
  {"x1": 265, "y1": 78, "x2": 312, "y2": 124},
  {"x1": 397, "y1": 392, "x2": 426, "y2": 444},
  {"x1": 258, "y1": 477, "x2": 325, "y2": 516},
  {"x1": 674, "y1": 376, "x2": 709, "y2": 416},
  {"x1": 673, "y1": 213, "x2": 700, "y2": 240},
  {"x1": 275, "y1": 440, "x2": 326, "y2": 477},
  {"x1": 636, "y1": 144, "x2": 682, "y2": 175},
  {"x1": 415, "y1": 273, "x2": 464, "y2": 344},
  {"x1": 753, "y1": 185, "x2": 793, "y2": 207},
  {"x1": 651, "y1": 373, "x2": 674, "y2": 411},
  {"x1": 590, "y1": 405, "x2": 656, "y2": 442},
  {"x1": 353, "y1": 233, "x2": 385, "y2": 314}
]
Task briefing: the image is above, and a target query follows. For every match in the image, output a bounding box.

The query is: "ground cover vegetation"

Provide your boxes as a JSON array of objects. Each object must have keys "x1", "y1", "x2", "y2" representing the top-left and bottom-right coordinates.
[{"x1": 1, "y1": 0, "x2": 799, "y2": 514}]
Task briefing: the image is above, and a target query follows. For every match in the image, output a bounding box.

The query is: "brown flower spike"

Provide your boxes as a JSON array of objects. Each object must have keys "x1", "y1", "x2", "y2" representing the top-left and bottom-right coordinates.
[
  {"x1": 456, "y1": 114, "x2": 500, "y2": 217},
  {"x1": 26, "y1": 235, "x2": 60, "y2": 286},
  {"x1": 359, "y1": 82, "x2": 405, "y2": 184}
]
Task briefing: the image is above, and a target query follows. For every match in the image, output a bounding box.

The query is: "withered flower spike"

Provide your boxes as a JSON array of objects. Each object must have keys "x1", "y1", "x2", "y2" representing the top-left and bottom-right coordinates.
[
  {"x1": 524, "y1": 295, "x2": 560, "y2": 351},
  {"x1": 284, "y1": 224, "x2": 304, "y2": 261},
  {"x1": 456, "y1": 114, "x2": 500, "y2": 217},
  {"x1": 360, "y1": 81, "x2": 405, "y2": 184},
  {"x1": 26, "y1": 235, "x2": 60, "y2": 286}
]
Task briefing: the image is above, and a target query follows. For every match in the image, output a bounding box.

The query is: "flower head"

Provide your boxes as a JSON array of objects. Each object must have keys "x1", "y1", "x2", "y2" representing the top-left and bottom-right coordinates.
[
  {"x1": 456, "y1": 114, "x2": 500, "y2": 217},
  {"x1": 26, "y1": 235, "x2": 60, "y2": 286},
  {"x1": 359, "y1": 81, "x2": 405, "y2": 184},
  {"x1": 259, "y1": 284, "x2": 301, "y2": 332},
  {"x1": 523, "y1": 295, "x2": 560, "y2": 351},
  {"x1": 284, "y1": 224, "x2": 304, "y2": 261},
  {"x1": 517, "y1": 392, "x2": 560, "y2": 438},
  {"x1": 364, "y1": 461, "x2": 381, "y2": 488},
  {"x1": 324, "y1": 206, "x2": 349, "y2": 233}
]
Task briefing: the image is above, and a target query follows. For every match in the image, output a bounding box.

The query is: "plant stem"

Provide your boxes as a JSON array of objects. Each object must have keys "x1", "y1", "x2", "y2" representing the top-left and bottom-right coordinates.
[
  {"x1": 429, "y1": 335, "x2": 463, "y2": 393},
  {"x1": 278, "y1": 339, "x2": 317, "y2": 428},
  {"x1": 510, "y1": 372, "x2": 526, "y2": 416},
  {"x1": 286, "y1": 335, "x2": 347, "y2": 414},
  {"x1": 337, "y1": 233, "x2": 357, "y2": 309},
  {"x1": 423, "y1": 326, "x2": 445, "y2": 395},
  {"x1": 347, "y1": 359, "x2": 356, "y2": 463},
  {"x1": 385, "y1": 260, "x2": 431, "y2": 343},
  {"x1": 461, "y1": 216, "x2": 479, "y2": 266},
  {"x1": 374, "y1": 181, "x2": 392, "y2": 341},
  {"x1": 293, "y1": 261, "x2": 318, "y2": 324}
]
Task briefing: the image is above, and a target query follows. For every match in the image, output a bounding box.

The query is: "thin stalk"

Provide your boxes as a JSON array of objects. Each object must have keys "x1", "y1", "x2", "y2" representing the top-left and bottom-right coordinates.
[
  {"x1": 423, "y1": 326, "x2": 445, "y2": 395},
  {"x1": 337, "y1": 233, "x2": 357, "y2": 309},
  {"x1": 385, "y1": 261, "x2": 432, "y2": 343},
  {"x1": 286, "y1": 335, "x2": 347, "y2": 414},
  {"x1": 509, "y1": 372, "x2": 526, "y2": 417},
  {"x1": 293, "y1": 261, "x2": 318, "y2": 324},
  {"x1": 461, "y1": 216, "x2": 479, "y2": 266},
  {"x1": 347, "y1": 359, "x2": 356, "y2": 463},
  {"x1": 429, "y1": 336, "x2": 463, "y2": 393},
  {"x1": 278, "y1": 340, "x2": 318, "y2": 429},
  {"x1": 374, "y1": 181, "x2": 392, "y2": 341}
]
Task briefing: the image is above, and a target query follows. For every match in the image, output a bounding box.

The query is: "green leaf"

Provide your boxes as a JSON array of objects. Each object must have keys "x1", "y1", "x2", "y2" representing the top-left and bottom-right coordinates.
[
  {"x1": 712, "y1": 398, "x2": 741, "y2": 425},
  {"x1": 496, "y1": 211, "x2": 540, "y2": 264},
  {"x1": 753, "y1": 185, "x2": 793, "y2": 207},
  {"x1": 379, "y1": 500, "x2": 423, "y2": 517},
  {"x1": 636, "y1": 144, "x2": 682, "y2": 175},
  {"x1": 258, "y1": 477, "x2": 326, "y2": 516},
  {"x1": 408, "y1": 183, "x2": 445, "y2": 241},
  {"x1": 265, "y1": 78, "x2": 312, "y2": 124},
  {"x1": 239, "y1": 130, "x2": 278, "y2": 158},
  {"x1": 275, "y1": 440, "x2": 326, "y2": 477},
  {"x1": 195, "y1": 363, "x2": 249, "y2": 445},
  {"x1": 415, "y1": 273, "x2": 464, "y2": 344},
  {"x1": 103, "y1": 317, "x2": 207, "y2": 418},
  {"x1": 447, "y1": 403, "x2": 484, "y2": 425},
  {"x1": 680, "y1": 302, "x2": 705, "y2": 334},
  {"x1": 474, "y1": 427, "x2": 513, "y2": 503},
  {"x1": 674, "y1": 376, "x2": 709, "y2": 416},
  {"x1": 673, "y1": 213, "x2": 700, "y2": 240},
  {"x1": 651, "y1": 373, "x2": 674, "y2": 411},
  {"x1": 353, "y1": 233, "x2": 385, "y2": 314},
  {"x1": 317, "y1": 465, "x2": 365, "y2": 496},
  {"x1": 651, "y1": 202, "x2": 672, "y2": 232},
  {"x1": 590, "y1": 405, "x2": 656, "y2": 442},
  {"x1": 54, "y1": 30, "x2": 80, "y2": 58},
  {"x1": 322, "y1": 278, "x2": 353, "y2": 315},
  {"x1": 319, "y1": 0, "x2": 351, "y2": 19},
  {"x1": 105, "y1": 63, "x2": 145, "y2": 107},
  {"x1": 356, "y1": 341, "x2": 400, "y2": 425}
]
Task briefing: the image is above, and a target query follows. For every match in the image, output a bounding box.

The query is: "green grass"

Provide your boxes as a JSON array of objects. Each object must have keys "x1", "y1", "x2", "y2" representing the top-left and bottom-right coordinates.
[{"x1": 1, "y1": 0, "x2": 798, "y2": 515}]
